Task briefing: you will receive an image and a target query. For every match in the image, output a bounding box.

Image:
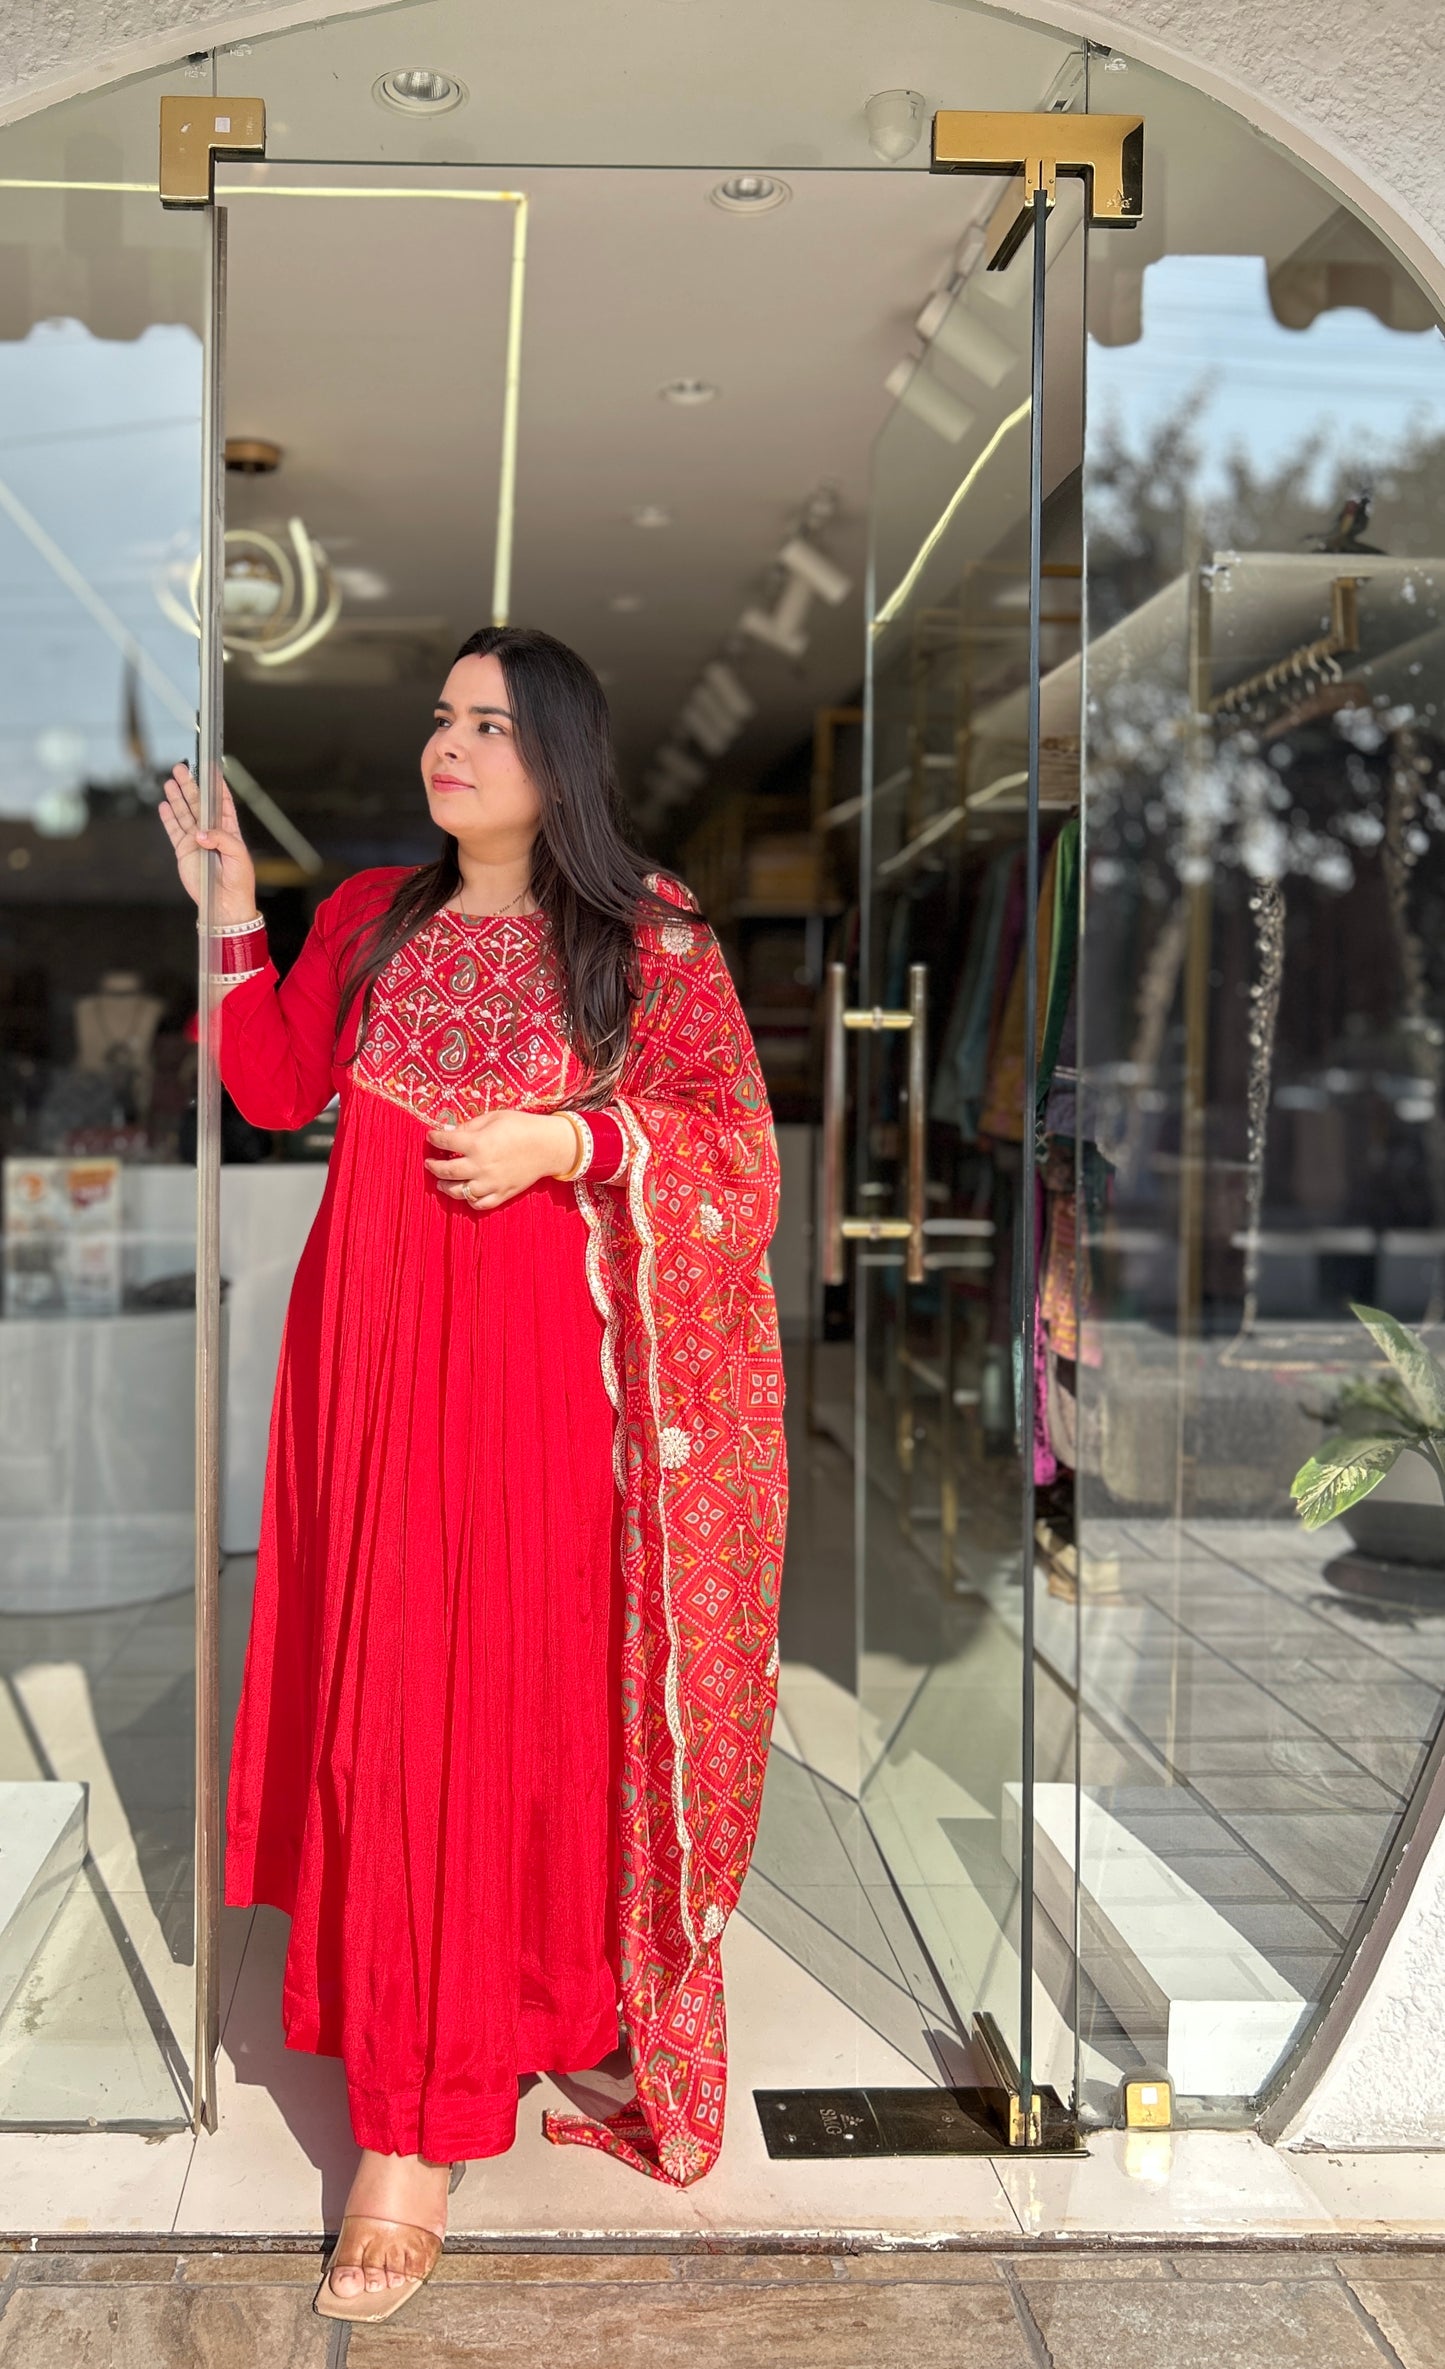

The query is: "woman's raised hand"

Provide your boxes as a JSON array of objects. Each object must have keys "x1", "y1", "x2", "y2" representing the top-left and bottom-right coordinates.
[{"x1": 158, "y1": 761, "x2": 258, "y2": 926}]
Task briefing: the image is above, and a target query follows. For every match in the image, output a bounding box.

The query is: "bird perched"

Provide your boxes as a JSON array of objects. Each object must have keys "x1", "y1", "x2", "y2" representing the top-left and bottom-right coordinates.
[{"x1": 1304, "y1": 491, "x2": 1384, "y2": 554}]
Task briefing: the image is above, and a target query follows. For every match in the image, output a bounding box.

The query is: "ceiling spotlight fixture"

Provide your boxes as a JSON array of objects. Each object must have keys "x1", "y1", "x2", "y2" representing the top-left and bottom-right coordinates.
[
  {"x1": 659, "y1": 378, "x2": 719, "y2": 407},
  {"x1": 779, "y1": 536, "x2": 852, "y2": 607},
  {"x1": 701, "y1": 661, "x2": 755, "y2": 723},
  {"x1": 915, "y1": 289, "x2": 1016, "y2": 389},
  {"x1": 740, "y1": 572, "x2": 813, "y2": 662},
  {"x1": 709, "y1": 173, "x2": 791, "y2": 215},
  {"x1": 655, "y1": 745, "x2": 706, "y2": 787},
  {"x1": 630, "y1": 504, "x2": 672, "y2": 529},
  {"x1": 884, "y1": 357, "x2": 977, "y2": 445},
  {"x1": 373, "y1": 68, "x2": 468, "y2": 114},
  {"x1": 681, "y1": 693, "x2": 736, "y2": 758},
  {"x1": 738, "y1": 527, "x2": 853, "y2": 661},
  {"x1": 864, "y1": 89, "x2": 927, "y2": 164},
  {"x1": 609, "y1": 593, "x2": 644, "y2": 613}
]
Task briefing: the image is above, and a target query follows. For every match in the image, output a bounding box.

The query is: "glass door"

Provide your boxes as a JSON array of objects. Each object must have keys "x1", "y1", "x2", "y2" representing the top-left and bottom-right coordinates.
[
  {"x1": 824, "y1": 152, "x2": 1088, "y2": 2138},
  {"x1": 0, "y1": 140, "x2": 214, "y2": 2129},
  {"x1": 1074, "y1": 48, "x2": 1445, "y2": 2126}
]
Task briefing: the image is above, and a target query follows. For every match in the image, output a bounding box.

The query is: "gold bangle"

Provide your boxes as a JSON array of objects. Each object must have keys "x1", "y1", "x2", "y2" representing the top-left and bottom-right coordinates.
[{"x1": 554, "y1": 1111, "x2": 590, "y2": 1182}]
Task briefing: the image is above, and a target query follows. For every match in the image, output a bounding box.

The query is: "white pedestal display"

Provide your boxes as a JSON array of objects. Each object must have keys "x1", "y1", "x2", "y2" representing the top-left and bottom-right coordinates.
[
  {"x1": 0, "y1": 1162, "x2": 327, "y2": 1605},
  {"x1": 0, "y1": 1780, "x2": 86, "y2": 2024}
]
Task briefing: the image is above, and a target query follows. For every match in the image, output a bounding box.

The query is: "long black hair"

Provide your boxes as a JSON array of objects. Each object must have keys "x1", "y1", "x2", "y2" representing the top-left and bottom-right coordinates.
[{"x1": 335, "y1": 626, "x2": 703, "y2": 1094}]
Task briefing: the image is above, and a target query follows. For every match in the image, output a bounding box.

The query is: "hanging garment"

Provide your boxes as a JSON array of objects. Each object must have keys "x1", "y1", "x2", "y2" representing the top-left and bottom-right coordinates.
[
  {"x1": 1037, "y1": 818, "x2": 1080, "y2": 1110},
  {"x1": 931, "y1": 853, "x2": 1013, "y2": 1138},
  {"x1": 1033, "y1": 1182, "x2": 1058, "y2": 1489},
  {"x1": 980, "y1": 837, "x2": 1061, "y2": 1143},
  {"x1": 219, "y1": 871, "x2": 786, "y2": 2189}
]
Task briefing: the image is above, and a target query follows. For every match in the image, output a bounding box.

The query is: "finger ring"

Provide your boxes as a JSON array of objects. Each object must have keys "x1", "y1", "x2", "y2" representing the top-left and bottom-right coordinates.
[{"x1": 464, "y1": 1181, "x2": 483, "y2": 1207}]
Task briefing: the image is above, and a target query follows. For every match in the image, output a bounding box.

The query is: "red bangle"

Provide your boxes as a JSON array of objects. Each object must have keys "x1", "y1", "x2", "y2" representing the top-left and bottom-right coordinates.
[
  {"x1": 583, "y1": 1111, "x2": 627, "y2": 1183},
  {"x1": 213, "y1": 927, "x2": 269, "y2": 978}
]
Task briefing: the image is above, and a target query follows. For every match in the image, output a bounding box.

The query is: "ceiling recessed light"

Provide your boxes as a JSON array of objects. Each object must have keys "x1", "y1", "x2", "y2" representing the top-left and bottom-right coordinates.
[
  {"x1": 659, "y1": 378, "x2": 719, "y2": 407},
  {"x1": 710, "y1": 173, "x2": 791, "y2": 214},
  {"x1": 373, "y1": 68, "x2": 468, "y2": 115},
  {"x1": 224, "y1": 436, "x2": 282, "y2": 475},
  {"x1": 630, "y1": 504, "x2": 672, "y2": 530}
]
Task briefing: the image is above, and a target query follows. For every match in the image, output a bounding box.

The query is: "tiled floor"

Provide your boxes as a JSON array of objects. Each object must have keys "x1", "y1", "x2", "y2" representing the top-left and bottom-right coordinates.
[
  {"x1": 5, "y1": 1352, "x2": 1445, "y2": 2250},
  {"x1": 3, "y1": 2247, "x2": 1445, "y2": 2368}
]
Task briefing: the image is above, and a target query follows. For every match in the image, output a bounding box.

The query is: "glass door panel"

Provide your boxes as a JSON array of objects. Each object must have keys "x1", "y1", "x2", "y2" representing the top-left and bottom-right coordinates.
[
  {"x1": 1076, "y1": 50, "x2": 1445, "y2": 2122},
  {"x1": 0, "y1": 167, "x2": 209, "y2": 2126},
  {"x1": 848, "y1": 176, "x2": 1086, "y2": 2121}
]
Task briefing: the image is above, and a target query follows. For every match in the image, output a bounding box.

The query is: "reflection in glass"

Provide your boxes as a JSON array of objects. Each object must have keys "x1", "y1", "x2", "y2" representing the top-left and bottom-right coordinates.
[
  {"x1": 0, "y1": 184, "x2": 204, "y2": 2125},
  {"x1": 1076, "y1": 58, "x2": 1445, "y2": 2118},
  {"x1": 853, "y1": 190, "x2": 1084, "y2": 2108}
]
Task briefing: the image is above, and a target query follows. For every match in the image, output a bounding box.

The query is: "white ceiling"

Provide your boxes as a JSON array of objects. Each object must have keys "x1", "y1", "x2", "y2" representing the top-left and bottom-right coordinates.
[
  {"x1": 0, "y1": 0, "x2": 1355, "y2": 853},
  {"x1": 217, "y1": 160, "x2": 1009, "y2": 813}
]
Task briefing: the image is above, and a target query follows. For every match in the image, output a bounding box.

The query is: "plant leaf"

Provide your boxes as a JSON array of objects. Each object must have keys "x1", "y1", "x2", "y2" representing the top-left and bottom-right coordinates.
[
  {"x1": 1350, "y1": 1303, "x2": 1445, "y2": 1433},
  {"x1": 1290, "y1": 1432, "x2": 1405, "y2": 1531},
  {"x1": 1320, "y1": 1373, "x2": 1424, "y2": 1439}
]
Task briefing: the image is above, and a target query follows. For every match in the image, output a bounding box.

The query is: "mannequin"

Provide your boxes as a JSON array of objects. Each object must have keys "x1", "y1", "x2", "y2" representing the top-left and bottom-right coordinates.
[{"x1": 73, "y1": 969, "x2": 165, "y2": 1119}]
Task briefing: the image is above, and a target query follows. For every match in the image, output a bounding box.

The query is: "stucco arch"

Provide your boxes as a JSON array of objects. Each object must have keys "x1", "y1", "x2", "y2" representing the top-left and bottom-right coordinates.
[{"x1": 4, "y1": 0, "x2": 1445, "y2": 2159}]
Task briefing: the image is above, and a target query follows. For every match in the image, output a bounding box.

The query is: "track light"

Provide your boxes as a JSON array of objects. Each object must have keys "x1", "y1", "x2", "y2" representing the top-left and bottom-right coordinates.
[
  {"x1": 914, "y1": 290, "x2": 1017, "y2": 390},
  {"x1": 779, "y1": 536, "x2": 852, "y2": 607},
  {"x1": 681, "y1": 697, "x2": 736, "y2": 758},
  {"x1": 702, "y1": 661, "x2": 756, "y2": 722},
  {"x1": 644, "y1": 770, "x2": 692, "y2": 811},
  {"x1": 739, "y1": 571, "x2": 813, "y2": 660},
  {"x1": 653, "y1": 745, "x2": 706, "y2": 791},
  {"x1": 685, "y1": 681, "x2": 739, "y2": 741},
  {"x1": 884, "y1": 358, "x2": 977, "y2": 445}
]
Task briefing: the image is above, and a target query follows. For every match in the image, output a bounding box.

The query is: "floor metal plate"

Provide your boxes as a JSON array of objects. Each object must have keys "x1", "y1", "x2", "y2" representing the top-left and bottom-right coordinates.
[{"x1": 753, "y1": 2086, "x2": 1086, "y2": 2160}]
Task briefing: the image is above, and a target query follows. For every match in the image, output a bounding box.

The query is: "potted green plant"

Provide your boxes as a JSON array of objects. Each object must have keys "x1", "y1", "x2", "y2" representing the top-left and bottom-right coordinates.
[{"x1": 1292, "y1": 1304, "x2": 1445, "y2": 1570}]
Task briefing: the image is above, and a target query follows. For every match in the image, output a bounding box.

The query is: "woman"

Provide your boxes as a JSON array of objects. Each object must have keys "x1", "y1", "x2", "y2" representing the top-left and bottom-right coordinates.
[{"x1": 159, "y1": 627, "x2": 786, "y2": 2324}]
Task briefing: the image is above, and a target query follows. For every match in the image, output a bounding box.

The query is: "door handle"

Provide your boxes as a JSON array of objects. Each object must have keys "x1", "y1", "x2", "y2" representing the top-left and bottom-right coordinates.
[{"x1": 821, "y1": 961, "x2": 928, "y2": 1287}]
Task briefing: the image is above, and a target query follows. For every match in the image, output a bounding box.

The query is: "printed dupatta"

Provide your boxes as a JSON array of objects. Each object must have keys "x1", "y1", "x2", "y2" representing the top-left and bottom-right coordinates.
[{"x1": 542, "y1": 881, "x2": 788, "y2": 2184}]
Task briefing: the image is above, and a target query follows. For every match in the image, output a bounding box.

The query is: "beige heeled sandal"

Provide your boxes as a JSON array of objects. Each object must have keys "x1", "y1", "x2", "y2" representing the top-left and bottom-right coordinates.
[{"x1": 313, "y1": 2158, "x2": 465, "y2": 2325}]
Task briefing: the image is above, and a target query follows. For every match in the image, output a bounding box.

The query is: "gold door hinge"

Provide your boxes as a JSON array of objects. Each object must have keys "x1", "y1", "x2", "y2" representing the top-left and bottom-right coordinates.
[
  {"x1": 931, "y1": 110, "x2": 1143, "y2": 269},
  {"x1": 160, "y1": 96, "x2": 267, "y2": 208}
]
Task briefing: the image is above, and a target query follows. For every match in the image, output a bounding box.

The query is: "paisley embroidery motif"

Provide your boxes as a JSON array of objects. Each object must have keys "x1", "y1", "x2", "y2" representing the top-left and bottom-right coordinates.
[{"x1": 355, "y1": 911, "x2": 576, "y2": 1121}]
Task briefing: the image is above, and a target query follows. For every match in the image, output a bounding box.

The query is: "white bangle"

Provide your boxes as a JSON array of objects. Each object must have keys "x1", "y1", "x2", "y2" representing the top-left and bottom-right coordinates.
[
  {"x1": 202, "y1": 912, "x2": 265, "y2": 938},
  {"x1": 554, "y1": 1112, "x2": 592, "y2": 1182}
]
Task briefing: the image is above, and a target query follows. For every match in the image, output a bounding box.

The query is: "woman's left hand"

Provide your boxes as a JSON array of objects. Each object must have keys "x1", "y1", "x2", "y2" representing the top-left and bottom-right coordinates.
[{"x1": 424, "y1": 1110, "x2": 578, "y2": 1210}]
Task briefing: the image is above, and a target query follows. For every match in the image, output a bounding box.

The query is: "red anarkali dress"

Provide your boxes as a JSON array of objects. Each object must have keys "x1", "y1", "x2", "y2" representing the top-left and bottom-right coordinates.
[{"x1": 219, "y1": 868, "x2": 787, "y2": 2184}]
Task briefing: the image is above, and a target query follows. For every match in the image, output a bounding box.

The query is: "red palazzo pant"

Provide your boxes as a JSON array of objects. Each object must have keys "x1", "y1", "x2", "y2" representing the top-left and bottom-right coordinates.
[{"x1": 224, "y1": 1085, "x2": 623, "y2": 2161}]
